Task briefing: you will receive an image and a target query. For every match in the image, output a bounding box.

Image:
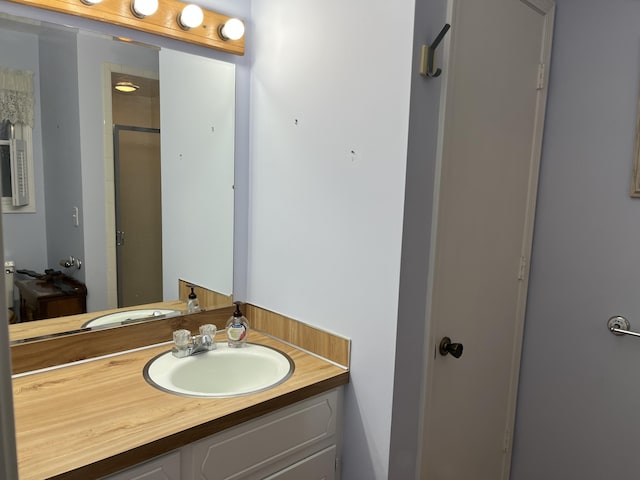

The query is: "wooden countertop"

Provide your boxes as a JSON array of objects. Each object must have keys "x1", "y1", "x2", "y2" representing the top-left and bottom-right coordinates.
[
  {"x1": 12, "y1": 331, "x2": 349, "y2": 480},
  {"x1": 9, "y1": 300, "x2": 187, "y2": 343}
]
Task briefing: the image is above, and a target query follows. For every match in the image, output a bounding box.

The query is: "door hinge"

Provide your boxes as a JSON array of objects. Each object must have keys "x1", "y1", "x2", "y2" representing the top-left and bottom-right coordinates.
[
  {"x1": 517, "y1": 256, "x2": 526, "y2": 280},
  {"x1": 503, "y1": 428, "x2": 511, "y2": 453},
  {"x1": 536, "y1": 63, "x2": 545, "y2": 90}
]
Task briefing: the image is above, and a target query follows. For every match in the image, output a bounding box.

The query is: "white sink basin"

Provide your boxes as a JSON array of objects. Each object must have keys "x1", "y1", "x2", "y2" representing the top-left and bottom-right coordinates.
[
  {"x1": 82, "y1": 309, "x2": 182, "y2": 328},
  {"x1": 143, "y1": 343, "x2": 294, "y2": 398}
]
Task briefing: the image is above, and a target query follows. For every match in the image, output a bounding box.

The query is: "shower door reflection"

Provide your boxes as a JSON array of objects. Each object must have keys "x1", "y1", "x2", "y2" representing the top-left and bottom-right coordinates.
[{"x1": 114, "y1": 126, "x2": 162, "y2": 307}]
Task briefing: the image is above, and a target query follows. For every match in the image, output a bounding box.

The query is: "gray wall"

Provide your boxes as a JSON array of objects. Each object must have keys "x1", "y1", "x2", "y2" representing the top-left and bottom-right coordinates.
[
  {"x1": 76, "y1": 32, "x2": 159, "y2": 311},
  {"x1": 0, "y1": 0, "x2": 252, "y2": 306},
  {"x1": 0, "y1": 27, "x2": 48, "y2": 274},
  {"x1": 389, "y1": 0, "x2": 446, "y2": 477},
  {"x1": 0, "y1": 0, "x2": 251, "y2": 472},
  {"x1": 511, "y1": 0, "x2": 640, "y2": 478},
  {"x1": 39, "y1": 29, "x2": 85, "y2": 283},
  {"x1": 0, "y1": 217, "x2": 17, "y2": 478}
]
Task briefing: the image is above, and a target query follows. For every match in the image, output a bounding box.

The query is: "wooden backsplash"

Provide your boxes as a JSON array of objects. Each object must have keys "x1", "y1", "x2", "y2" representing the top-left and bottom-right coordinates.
[
  {"x1": 10, "y1": 304, "x2": 350, "y2": 374},
  {"x1": 10, "y1": 307, "x2": 235, "y2": 374},
  {"x1": 178, "y1": 280, "x2": 233, "y2": 310},
  {"x1": 246, "y1": 305, "x2": 350, "y2": 368}
]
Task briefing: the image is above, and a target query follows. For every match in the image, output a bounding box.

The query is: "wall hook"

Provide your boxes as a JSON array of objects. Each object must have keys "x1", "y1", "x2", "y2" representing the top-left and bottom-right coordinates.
[{"x1": 420, "y1": 23, "x2": 451, "y2": 78}]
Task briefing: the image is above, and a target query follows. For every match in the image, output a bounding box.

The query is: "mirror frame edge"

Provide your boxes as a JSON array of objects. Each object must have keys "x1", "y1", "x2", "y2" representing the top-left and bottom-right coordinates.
[{"x1": 0, "y1": 210, "x2": 17, "y2": 478}]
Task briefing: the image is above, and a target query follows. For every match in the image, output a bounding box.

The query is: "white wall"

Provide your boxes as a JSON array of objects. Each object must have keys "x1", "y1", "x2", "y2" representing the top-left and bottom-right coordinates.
[
  {"x1": 160, "y1": 49, "x2": 235, "y2": 300},
  {"x1": 248, "y1": 1, "x2": 415, "y2": 477},
  {"x1": 511, "y1": 0, "x2": 640, "y2": 478}
]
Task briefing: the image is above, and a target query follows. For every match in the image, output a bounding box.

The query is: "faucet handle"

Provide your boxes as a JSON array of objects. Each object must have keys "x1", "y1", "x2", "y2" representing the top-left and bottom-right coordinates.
[
  {"x1": 199, "y1": 324, "x2": 217, "y2": 350},
  {"x1": 199, "y1": 323, "x2": 216, "y2": 337},
  {"x1": 171, "y1": 329, "x2": 193, "y2": 358},
  {"x1": 173, "y1": 329, "x2": 192, "y2": 349}
]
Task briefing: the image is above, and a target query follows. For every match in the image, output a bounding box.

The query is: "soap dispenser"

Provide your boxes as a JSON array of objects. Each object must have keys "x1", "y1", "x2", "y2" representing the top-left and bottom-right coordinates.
[
  {"x1": 187, "y1": 287, "x2": 200, "y2": 314},
  {"x1": 226, "y1": 301, "x2": 248, "y2": 348}
]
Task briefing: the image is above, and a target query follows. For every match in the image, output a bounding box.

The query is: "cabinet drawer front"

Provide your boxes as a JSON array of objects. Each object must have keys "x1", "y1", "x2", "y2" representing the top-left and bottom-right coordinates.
[
  {"x1": 263, "y1": 446, "x2": 336, "y2": 480},
  {"x1": 101, "y1": 450, "x2": 181, "y2": 480},
  {"x1": 192, "y1": 390, "x2": 338, "y2": 479}
]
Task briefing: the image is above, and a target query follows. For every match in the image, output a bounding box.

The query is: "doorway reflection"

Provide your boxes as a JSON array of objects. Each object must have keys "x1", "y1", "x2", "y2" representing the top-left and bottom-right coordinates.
[{"x1": 111, "y1": 74, "x2": 161, "y2": 307}]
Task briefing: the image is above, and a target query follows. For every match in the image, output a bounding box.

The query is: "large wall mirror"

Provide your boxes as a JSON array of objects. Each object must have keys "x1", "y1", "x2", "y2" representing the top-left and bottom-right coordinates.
[{"x1": 0, "y1": 9, "x2": 235, "y2": 343}]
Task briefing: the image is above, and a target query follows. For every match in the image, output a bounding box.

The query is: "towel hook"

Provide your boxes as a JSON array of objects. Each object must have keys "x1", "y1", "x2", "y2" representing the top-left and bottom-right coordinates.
[{"x1": 420, "y1": 23, "x2": 451, "y2": 78}]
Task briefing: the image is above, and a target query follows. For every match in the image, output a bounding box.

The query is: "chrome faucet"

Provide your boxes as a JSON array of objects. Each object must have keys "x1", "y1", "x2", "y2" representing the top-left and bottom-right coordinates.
[{"x1": 172, "y1": 324, "x2": 217, "y2": 358}]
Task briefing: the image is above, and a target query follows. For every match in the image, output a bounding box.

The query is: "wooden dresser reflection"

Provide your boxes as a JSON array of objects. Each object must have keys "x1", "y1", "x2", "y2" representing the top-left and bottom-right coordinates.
[{"x1": 15, "y1": 276, "x2": 87, "y2": 322}]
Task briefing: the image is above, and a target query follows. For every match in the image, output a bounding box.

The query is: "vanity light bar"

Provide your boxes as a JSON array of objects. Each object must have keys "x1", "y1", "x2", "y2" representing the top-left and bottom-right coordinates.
[{"x1": 5, "y1": 0, "x2": 245, "y2": 55}]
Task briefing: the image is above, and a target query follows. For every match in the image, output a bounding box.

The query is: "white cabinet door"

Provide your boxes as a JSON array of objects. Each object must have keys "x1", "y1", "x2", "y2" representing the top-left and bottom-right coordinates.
[
  {"x1": 263, "y1": 446, "x2": 336, "y2": 480},
  {"x1": 102, "y1": 389, "x2": 343, "y2": 480},
  {"x1": 187, "y1": 389, "x2": 340, "y2": 480},
  {"x1": 101, "y1": 451, "x2": 181, "y2": 480}
]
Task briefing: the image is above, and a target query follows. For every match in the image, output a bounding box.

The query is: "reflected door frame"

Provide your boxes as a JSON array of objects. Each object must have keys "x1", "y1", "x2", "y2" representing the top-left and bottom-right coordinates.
[{"x1": 102, "y1": 63, "x2": 160, "y2": 309}]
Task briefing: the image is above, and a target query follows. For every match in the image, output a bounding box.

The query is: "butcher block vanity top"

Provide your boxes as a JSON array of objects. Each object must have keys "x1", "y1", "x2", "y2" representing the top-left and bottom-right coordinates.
[
  {"x1": 9, "y1": 300, "x2": 186, "y2": 343},
  {"x1": 11, "y1": 307, "x2": 350, "y2": 480}
]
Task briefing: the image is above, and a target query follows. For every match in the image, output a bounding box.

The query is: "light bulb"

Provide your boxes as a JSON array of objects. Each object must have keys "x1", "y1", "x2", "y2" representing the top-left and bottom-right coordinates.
[
  {"x1": 219, "y1": 18, "x2": 245, "y2": 41},
  {"x1": 114, "y1": 81, "x2": 140, "y2": 93},
  {"x1": 131, "y1": 0, "x2": 158, "y2": 18},
  {"x1": 178, "y1": 4, "x2": 204, "y2": 30}
]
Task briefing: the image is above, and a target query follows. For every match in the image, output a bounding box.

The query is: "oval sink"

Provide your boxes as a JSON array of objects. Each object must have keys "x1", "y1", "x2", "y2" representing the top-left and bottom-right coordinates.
[
  {"x1": 143, "y1": 343, "x2": 295, "y2": 398},
  {"x1": 82, "y1": 309, "x2": 182, "y2": 328}
]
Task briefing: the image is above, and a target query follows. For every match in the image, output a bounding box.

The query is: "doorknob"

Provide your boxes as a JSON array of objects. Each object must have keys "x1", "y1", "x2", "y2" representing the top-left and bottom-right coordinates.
[{"x1": 439, "y1": 337, "x2": 463, "y2": 358}]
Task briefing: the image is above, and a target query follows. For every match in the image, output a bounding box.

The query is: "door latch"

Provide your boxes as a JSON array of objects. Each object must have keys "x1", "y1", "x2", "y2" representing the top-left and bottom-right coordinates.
[{"x1": 439, "y1": 337, "x2": 463, "y2": 358}]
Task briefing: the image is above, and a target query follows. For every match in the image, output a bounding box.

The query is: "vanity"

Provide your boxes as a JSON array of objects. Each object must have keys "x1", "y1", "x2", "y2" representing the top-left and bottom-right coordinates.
[
  {"x1": 15, "y1": 275, "x2": 87, "y2": 322},
  {"x1": 10, "y1": 305, "x2": 350, "y2": 479},
  {"x1": 103, "y1": 385, "x2": 341, "y2": 480}
]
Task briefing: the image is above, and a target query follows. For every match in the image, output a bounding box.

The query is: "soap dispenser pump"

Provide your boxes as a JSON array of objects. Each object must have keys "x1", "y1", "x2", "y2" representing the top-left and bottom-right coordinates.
[
  {"x1": 187, "y1": 287, "x2": 200, "y2": 314},
  {"x1": 226, "y1": 301, "x2": 248, "y2": 348}
]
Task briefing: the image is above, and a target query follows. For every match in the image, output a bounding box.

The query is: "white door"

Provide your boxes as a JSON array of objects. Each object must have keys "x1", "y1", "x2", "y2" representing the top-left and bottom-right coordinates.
[{"x1": 420, "y1": 1, "x2": 555, "y2": 479}]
